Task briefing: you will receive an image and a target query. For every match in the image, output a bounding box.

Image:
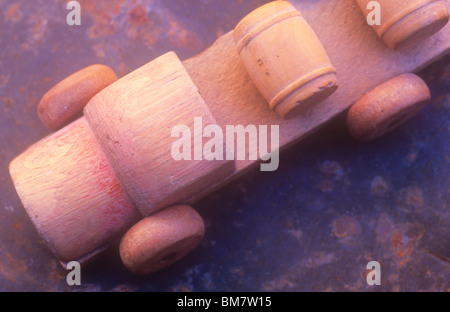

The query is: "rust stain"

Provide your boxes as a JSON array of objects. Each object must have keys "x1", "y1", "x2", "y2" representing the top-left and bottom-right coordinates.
[
  {"x1": 0, "y1": 252, "x2": 29, "y2": 283},
  {"x1": 0, "y1": 74, "x2": 10, "y2": 87},
  {"x1": 80, "y1": 0, "x2": 124, "y2": 16},
  {"x1": 77, "y1": 0, "x2": 203, "y2": 55},
  {"x1": 318, "y1": 160, "x2": 347, "y2": 193},
  {"x1": 89, "y1": 14, "x2": 117, "y2": 39},
  {"x1": 48, "y1": 258, "x2": 66, "y2": 284},
  {"x1": 18, "y1": 13, "x2": 48, "y2": 51},
  {"x1": 80, "y1": 0, "x2": 124, "y2": 39},
  {"x1": 396, "y1": 186, "x2": 424, "y2": 212},
  {"x1": 127, "y1": 10, "x2": 162, "y2": 45},
  {"x1": 2, "y1": 97, "x2": 13, "y2": 113},
  {"x1": 375, "y1": 213, "x2": 426, "y2": 266},
  {"x1": 5, "y1": 2, "x2": 22, "y2": 23},
  {"x1": 230, "y1": 266, "x2": 245, "y2": 278},
  {"x1": 111, "y1": 284, "x2": 137, "y2": 292},
  {"x1": 24, "y1": 94, "x2": 37, "y2": 113},
  {"x1": 390, "y1": 224, "x2": 425, "y2": 266},
  {"x1": 263, "y1": 277, "x2": 295, "y2": 291},
  {"x1": 29, "y1": 15, "x2": 47, "y2": 43},
  {"x1": 370, "y1": 176, "x2": 389, "y2": 197},
  {"x1": 171, "y1": 283, "x2": 193, "y2": 292},
  {"x1": 92, "y1": 44, "x2": 106, "y2": 60},
  {"x1": 13, "y1": 222, "x2": 24, "y2": 230},
  {"x1": 375, "y1": 213, "x2": 394, "y2": 244},
  {"x1": 333, "y1": 216, "x2": 362, "y2": 239},
  {"x1": 288, "y1": 229, "x2": 303, "y2": 241},
  {"x1": 390, "y1": 232, "x2": 413, "y2": 266},
  {"x1": 319, "y1": 160, "x2": 345, "y2": 180},
  {"x1": 128, "y1": 5, "x2": 148, "y2": 25},
  {"x1": 168, "y1": 18, "x2": 202, "y2": 50},
  {"x1": 303, "y1": 252, "x2": 337, "y2": 268}
]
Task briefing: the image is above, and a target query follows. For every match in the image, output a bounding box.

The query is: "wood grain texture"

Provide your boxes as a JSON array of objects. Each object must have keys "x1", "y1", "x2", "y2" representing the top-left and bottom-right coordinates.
[
  {"x1": 9, "y1": 117, "x2": 140, "y2": 263},
  {"x1": 9, "y1": 0, "x2": 450, "y2": 266},
  {"x1": 182, "y1": 0, "x2": 450, "y2": 203},
  {"x1": 38, "y1": 65, "x2": 118, "y2": 131},
  {"x1": 347, "y1": 73, "x2": 431, "y2": 141},
  {"x1": 120, "y1": 205, "x2": 205, "y2": 275},
  {"x1": 234, "y1": 1, "x2": 338, "y2": 118},
  {"x1": 84, "y1": 52, "x2": 235, "y2": 217}
]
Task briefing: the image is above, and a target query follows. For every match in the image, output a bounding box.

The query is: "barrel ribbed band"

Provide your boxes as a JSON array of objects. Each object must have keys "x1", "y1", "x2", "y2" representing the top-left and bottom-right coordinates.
[
  {"x1": 270, "y1": 65, "x2": 337, "y2": 111},
  {"x1": 376, "y1": 0, "x2": 438, "y2": 38},
  {"x1": 234, "y1": 1, "x2": 302, "y2": 53}
]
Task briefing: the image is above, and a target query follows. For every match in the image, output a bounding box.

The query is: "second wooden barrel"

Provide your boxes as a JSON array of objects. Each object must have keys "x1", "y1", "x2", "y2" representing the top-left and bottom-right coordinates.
[{"x1": 234, "y1": 1, "x2": 338, "y2": 118}]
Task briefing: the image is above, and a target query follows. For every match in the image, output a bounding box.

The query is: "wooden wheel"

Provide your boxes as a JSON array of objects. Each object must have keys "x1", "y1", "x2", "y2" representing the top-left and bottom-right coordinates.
[
  {"x1": 347, "y1": 73, "x2": 431, "y2": 141},
  {"x1": 38, "y1": 64, "x2": 117, "y2": 131}
]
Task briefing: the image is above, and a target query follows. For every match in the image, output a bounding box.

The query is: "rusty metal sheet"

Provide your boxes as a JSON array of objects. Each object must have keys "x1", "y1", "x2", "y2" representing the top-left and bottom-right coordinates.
[{"x1": 0, "y1": 0, "x2": 449, "y2": 291}]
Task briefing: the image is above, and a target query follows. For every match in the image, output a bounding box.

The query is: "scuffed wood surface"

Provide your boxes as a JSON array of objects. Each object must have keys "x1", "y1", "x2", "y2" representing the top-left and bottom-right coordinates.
[
  {"x1": 182, "y1": 0, "x2": 450, "y2": 202},
  {"x1": 84, "y1": 52, "x2": 235, "y2": 217},
  {"x1": 8, "y1": 0, "x2": 450, "y2": 266}
]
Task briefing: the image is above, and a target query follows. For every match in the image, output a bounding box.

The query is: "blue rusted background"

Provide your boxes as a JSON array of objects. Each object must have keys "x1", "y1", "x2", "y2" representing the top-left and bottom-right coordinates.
[{"x1": 0, "y1": 0, "x2": 448, "y2": 291}]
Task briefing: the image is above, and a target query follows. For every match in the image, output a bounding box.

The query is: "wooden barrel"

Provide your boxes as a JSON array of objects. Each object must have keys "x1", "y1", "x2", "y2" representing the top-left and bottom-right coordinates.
[
  {"x1": 355, "y1": 0, "x2": 449, "y2": 49},
  {"x1": 234, "y1": 1, "x2": 338, "y2": 118}
]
